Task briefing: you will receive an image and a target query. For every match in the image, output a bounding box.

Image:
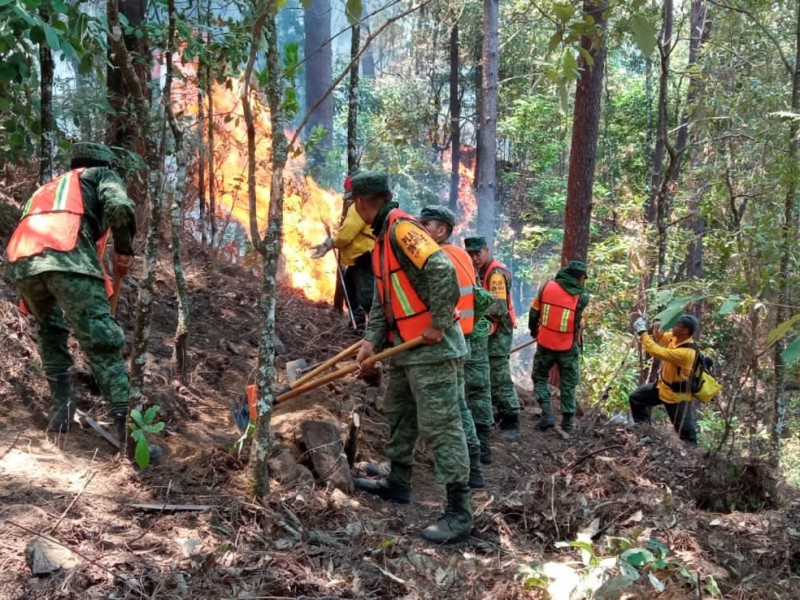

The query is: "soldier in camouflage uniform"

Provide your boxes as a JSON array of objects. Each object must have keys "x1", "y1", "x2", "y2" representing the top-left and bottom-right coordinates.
[
  {"x1": 5, "y1": 142, "x2": 136, "y2": 446},
  {"x1": 419, "y1": 205, "x2": 485, "y2": 487},
  {"x1": 529, "y1": 260, "x2": 590, "y2": 433},
  {"x1": 352, "y1": 172, "x2": 472, "y2": 544},
  {"x1": 465, "y1": 236, "x2": 521, "y2": 442}
]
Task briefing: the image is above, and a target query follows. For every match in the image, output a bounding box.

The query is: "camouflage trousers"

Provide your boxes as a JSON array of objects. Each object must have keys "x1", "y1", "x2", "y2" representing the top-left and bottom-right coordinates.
[
  {"x1": 464, "y1": 334, "x2": 493, "y2": 427},
  {"x1": 457, "y1": 341, "x2": 480, "y2": 457},
  {"x1": 533, "y1": 346, "x2": 580, "y2": 415},
  {"x1": 16, "y1": 272, "x2": 129, "y2": 411},
  {"x1": 383, "y1": 358, "x2": 469, "y2": 485},
  {"x1": 489, "y1": 354, "x2": 520, "y2": 419}
]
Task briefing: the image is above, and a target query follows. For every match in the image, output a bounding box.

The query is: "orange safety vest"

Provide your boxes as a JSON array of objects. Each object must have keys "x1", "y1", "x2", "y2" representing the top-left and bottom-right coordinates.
[
  {"x1": 6, "y1": 169, "x2": 114, "y2": 297},
  {"x1": 442, "y1": 243, "x2": 476, "y2": 336},
  {"x1": 482, "y1": 258, "x2": 517, "y2": 327},
  {"x1": 372, "y1": 209, "x2": 432, "y2": 343},
  {"x1": 537, "y1": 280, "x2": 580, "y2": 351}
]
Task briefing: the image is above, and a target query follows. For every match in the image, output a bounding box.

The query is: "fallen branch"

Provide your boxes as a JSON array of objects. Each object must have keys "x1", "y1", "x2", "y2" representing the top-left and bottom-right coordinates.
[
  {"x1": 562, "y1": 444, "x2": 625, "y2": 473},
  {"x1": 48, "y1": 471, "x2": 96, "y2": 535},
  {"x1": 0, "y1": 430, "x2": 23, "y2": 462},
  {"x1": 128, "y1": 503, "x2": 216, "y2": 512}
]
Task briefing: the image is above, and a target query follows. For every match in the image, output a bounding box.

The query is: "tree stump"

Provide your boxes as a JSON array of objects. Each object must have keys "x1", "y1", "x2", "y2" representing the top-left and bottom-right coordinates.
[{"x1": 300, "y1": 420, "x2": 353, "y2": 492}]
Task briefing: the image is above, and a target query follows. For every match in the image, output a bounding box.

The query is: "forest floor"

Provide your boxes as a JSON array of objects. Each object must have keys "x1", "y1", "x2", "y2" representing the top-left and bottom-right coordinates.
[{"x1": 0, "y1": 213, "x2": 799, "y2": 599}]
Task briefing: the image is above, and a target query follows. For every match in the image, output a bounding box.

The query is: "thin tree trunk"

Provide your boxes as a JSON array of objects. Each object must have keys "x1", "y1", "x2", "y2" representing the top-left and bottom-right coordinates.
[
  {"x1": 772, "y1": 0, "x2": 800, "y2": 466},
  {"x1": 243, "y1": 4, "x2": 287, "y2": 498},
  {"x1": 475, "y1": 0, "x2": 498, "y2": 244},
  {"x1": 560, "y1": 0, "x2": 607, "y2": 263},
  {"x1": 39, "y1": 8, "x2": 54, "y2": 185},
  {"x1": 165, "y1": 0, "x2": 190, "y2": 383},
  {"x1": 207, "y1": 62, "x2": 217, "y2": 245},
  {"x1": 347, "y1": 23, "x2": 360, "y2": 174},
  {"x1": 197, "y1": 47, "x2": 207, "y2": 245},
  {"x1": 449, "y1": 20, "x2": 461, "y2": 212},
  {"x1": 653, "y1": 0, "x2": 673, "y2": 287}
]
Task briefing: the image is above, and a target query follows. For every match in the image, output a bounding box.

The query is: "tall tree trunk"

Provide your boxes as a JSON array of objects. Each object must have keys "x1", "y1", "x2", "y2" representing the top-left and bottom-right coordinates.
[
  {"x1": 304, "y1": 0, "x2": 333, "y2": 162},
  {"x1": 684, "y1": 0, "x2": 709, "y2": 300},
  {"x1": 771, "y1": 0, "x2": 800, "y2": 466},
  {"x1": 108, "y1": 0, "x2": 162, "y2": 459},
  {"x1": 38, "y1": 9, "x2": 54, "y2": 185},
  {"x1": 449, "y1": 20, "x2": 461, "y2": 212},
  {"x1": 244, "y1": 6, "x2": 287, "y2": 498},
  {"x1": 653, "y1": 0, "x2": 673, "y2": 287},
  {"x1": 475, "y1": 0, "x2": 498, "y2": 244},
  {"x1": 207, "y1": 63, "x2": 217, "y2": 245},
  {"x1": 197, "y1": 39, "x2": 207, "y2": 245},
  {"x1": 347, "y1": 23, "x2": 360, "y2": 174},
  {"x1": 165, "y1": 0, "x2": 190, "y2": 383},
  {"x1": 560, "y1": 0, "x2": 607, "y2": 263},
  {"x1": 106, "y1": 0, "x2": 150, "y2": 225}
]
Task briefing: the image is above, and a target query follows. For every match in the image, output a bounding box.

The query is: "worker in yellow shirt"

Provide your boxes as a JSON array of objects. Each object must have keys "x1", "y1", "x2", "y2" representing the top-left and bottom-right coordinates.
[{"x1": 313, "y1": 175, "x2": 376, "y2": 332}]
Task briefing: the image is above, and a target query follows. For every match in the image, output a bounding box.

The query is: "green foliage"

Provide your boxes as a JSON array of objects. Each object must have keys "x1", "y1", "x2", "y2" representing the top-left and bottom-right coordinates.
[
  {"x1": 129, "y1": 406, "x2": 165, "y2": 470},
  {"x1": 520, "y1": 533, "x2": 721, "y2": 598}
]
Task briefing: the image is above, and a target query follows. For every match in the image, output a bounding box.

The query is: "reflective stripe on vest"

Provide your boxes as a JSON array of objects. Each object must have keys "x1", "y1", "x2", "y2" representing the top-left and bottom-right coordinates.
[
  {"x1": 7, "y1": 170, "x2": 85, "y2": 263},
  {"x1": 537, "y1": 280, "x2": 579, "y2": 351},
  {"x1": 442, "y1": 243, "x2": 476, "y2": 335},
  {"x1": 372, "y1": 209, "x2": 432, "y2": 342},
  {"x1": 481, "y1": 258, "x2": 517, "y2": 327}
]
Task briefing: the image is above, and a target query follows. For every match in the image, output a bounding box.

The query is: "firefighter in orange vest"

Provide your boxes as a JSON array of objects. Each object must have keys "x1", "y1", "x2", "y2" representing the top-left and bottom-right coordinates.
[
  {"x1": 5, "y1": 142, "x2": 137, "y2": 446},
  {"x1": 529, "y1": 260, "x2": 590, "y2": 433},
  {"x1": 465, "y1": 236, "x2": 521, "y2": 442},
  {"x1": 351, "y1": 172, "x2": 472, "y2": 544},
  {"x1": 419, "y1": 205, "x2": 485, "y2": 488}
]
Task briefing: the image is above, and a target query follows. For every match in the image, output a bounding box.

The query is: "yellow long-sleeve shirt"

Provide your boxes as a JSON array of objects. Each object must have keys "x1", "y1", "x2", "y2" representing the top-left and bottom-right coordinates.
[
  {"x1": 641, "y1": 330, "x2": 697, "y2": 403},
  {"x1": 334, "y1": 203, "x2": 375, "y2": 266}
]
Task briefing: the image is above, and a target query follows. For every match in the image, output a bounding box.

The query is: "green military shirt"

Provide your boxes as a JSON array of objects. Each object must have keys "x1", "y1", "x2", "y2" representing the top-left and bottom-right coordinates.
[
  {"x1": 481, "y1": 263, "x2": 514, "y2": 356},
  {"x1": 365, "y1": 205, "x2": 467, "y2": 366},
  {"x1": 6, "y1": 167, "x2": 136, "y2": 283}
]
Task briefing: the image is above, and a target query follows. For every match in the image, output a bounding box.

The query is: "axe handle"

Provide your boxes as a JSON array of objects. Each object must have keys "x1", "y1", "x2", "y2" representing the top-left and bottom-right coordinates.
[
  {"x1": 277, "y1": 336, "x2": 425, "y2": 403},
  {"x1": 510, "y1": 338, "x2": 536, "y2": 354},
  {"x1": 291, "y1": 339, "x2": 362, "y2": 388},
  {"x1": 109, "y1": 275, "x2": 122, "y2": 317}
]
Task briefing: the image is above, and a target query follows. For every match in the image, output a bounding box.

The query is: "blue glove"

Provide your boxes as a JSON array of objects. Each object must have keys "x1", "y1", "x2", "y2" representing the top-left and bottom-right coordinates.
[{"x1": 633, "y1": 317, "x2": 648, "y2": 335}]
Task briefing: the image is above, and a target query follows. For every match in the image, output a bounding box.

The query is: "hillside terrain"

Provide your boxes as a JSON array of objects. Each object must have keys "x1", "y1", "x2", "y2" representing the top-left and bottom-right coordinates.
[{"x1": 0, "y1": 219, "x2": 798, "y2": 599}]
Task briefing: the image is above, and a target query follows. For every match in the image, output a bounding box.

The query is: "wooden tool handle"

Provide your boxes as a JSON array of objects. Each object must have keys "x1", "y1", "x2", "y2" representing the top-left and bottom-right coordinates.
[
  {"x1": 291, "y1": 339, "x2": 361, "y2": 388},
  {"x1": 277, "y1": 336, "x2": 425, "y2": 403},
  {"x1": 510, "y1": 338, "x2": 536, "y2": 354},
  {"x1": 109, "y1": 275, "x2": 122, "y2": 317}
]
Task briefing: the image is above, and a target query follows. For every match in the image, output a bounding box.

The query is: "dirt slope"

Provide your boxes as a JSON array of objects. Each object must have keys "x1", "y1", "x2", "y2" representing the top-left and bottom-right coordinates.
[{"x1": 0, "y1": 232, "x2": 798, "y2": 599}]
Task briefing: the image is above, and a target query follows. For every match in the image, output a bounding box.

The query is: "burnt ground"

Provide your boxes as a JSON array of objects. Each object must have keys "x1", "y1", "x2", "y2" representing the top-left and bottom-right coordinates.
[{"x1": 1, "y1": 228, "x2": 799, "y2": 599}]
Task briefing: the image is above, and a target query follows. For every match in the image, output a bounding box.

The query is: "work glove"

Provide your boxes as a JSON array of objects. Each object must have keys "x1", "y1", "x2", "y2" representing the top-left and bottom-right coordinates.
[
  {"x1": 311, "y1": 237, "x2": 334, "y2": 259},
  {"x1": 633, "y1": 316, "x2": 648, "y2": 336}
]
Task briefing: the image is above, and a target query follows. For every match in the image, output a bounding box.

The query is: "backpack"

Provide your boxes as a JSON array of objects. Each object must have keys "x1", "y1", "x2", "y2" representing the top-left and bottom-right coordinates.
[{"x1": 666, "y1": 342, "x2": 721, "y2": 402}]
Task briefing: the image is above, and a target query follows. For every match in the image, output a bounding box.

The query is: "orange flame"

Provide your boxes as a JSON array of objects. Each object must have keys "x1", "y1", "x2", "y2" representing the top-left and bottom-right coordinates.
[
  {"x1": 441, "y1": 147, "x2": 477, "y2": 240},
  {"x1": 173, "y1": 72, "x2": 341, "y2": 302}
]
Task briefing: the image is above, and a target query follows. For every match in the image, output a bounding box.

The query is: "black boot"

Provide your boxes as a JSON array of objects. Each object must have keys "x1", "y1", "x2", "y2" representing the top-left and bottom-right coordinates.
[
  {"x1": 354, "y1": 463, "x2": 412, "y2": 504},
  {"x1": 475, "y1": 425, "x2": 493, "y2": 464},
  {"x1": 112, "y1": 409, "x2": 128, "y2": 447},
  {"x1": 498, "y1": 414, "x2": 521, "y2": 442},
  {"x1": 561, "y1": 413, "x2": 575, "y2": 434},
  {"x1": 468, "y1": 452, "x2": 485, "y2": 489},
  {"x1": 536, "y1": 401, "x2": 556, "y2": 431},
  {"x1": 420, "y1": 482, "x2": 473, "y2": 543},
  {"x1": 47, "y1": 373, "x2": 76, "y2": 433}
]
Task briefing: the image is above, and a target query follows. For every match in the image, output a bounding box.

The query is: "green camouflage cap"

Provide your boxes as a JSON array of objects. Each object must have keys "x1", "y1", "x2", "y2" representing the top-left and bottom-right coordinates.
[
  {"x1": 419, "y1": 205, "x2": 456, "y2": 227},
  {"x1": 464, "y1": 236, "x2": 488, "y2": 252},
  {"x1": 71, "y1": 142, "x2": 115, "y2": 164},
  {"x1": 566, "y1": 260, "x2": 588, "y2": 276},
  {"x1": 350, "y1": 171, "x2": 390, "y2": 196}
]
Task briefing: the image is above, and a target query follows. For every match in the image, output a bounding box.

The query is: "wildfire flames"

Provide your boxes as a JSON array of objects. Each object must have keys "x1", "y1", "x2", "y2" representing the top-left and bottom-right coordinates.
[
  {"x1": 442, "y1": 147, "x2": 478, "y2": 241},
  {"x1": 174, "y1": 68, "x2": 478, "y2": 304}
]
